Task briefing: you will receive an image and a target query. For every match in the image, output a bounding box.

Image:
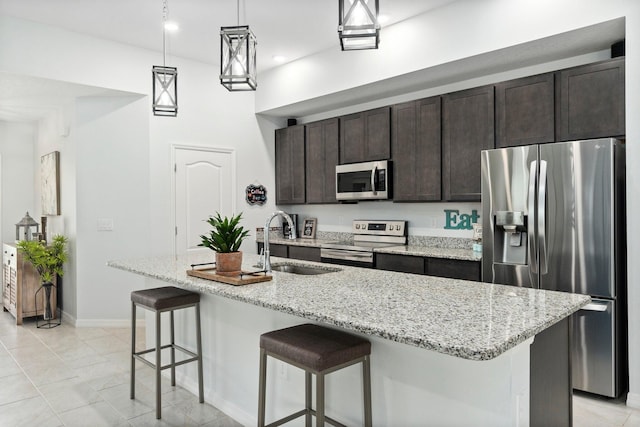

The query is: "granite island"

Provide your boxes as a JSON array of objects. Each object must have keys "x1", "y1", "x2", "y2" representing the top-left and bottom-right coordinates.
[{"x1": 108, "y1": 252, "x2": 589, "y2": 426}]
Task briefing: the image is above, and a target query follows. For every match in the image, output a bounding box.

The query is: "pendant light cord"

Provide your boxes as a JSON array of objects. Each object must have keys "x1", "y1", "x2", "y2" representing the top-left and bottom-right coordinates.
[
  {"x1": 237, "y1": 0, "x2": 240, "y2": 26},
  {"x1": 162, "y1": 0, "x2": 168, "y2": 66}
]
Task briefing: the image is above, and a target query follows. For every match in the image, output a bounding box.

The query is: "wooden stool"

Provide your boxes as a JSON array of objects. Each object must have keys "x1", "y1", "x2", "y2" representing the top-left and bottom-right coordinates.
[
  {"x1": 130, "y1": 286, "x2": 204, "y2": 419},
  {"x1": 258, "y1": 323, "x2": 372, "y2": 427}
]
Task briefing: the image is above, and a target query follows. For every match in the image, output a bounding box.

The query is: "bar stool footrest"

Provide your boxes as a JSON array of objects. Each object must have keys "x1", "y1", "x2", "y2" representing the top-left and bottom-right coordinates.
[
  {"x1": 133, "y1": 344, "x2": 199, "y2": 371},
  {"x1": 265, "y1": 409, "x2": 346, "y2": 427}
]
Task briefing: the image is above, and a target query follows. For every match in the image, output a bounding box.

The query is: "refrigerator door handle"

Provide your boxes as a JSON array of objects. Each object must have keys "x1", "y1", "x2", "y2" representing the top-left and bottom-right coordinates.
[
  {"x1": 580, "y1": 302, "x2": 609, "y2": 312},
  {"x1": 538, "y1": 160, "x2": 548, "y2": 275},
  {"x1": 528, "y1": 160, "x2": 538, "y2": 274}
]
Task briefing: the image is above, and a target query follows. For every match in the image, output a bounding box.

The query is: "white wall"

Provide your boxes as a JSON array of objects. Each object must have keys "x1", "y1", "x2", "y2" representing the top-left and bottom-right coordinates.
[{"x1": 0, "y1": 121, "x2": 36, "y2": 244}]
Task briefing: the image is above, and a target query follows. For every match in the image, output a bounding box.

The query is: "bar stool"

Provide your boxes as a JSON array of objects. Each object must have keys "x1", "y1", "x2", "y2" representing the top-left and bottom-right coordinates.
[
  {"x1": 258, "y1": 323, "x2": 372, "y2": 427},
  {"x1": 130, "y1": 286, "x2": 204, "y2": 419}
]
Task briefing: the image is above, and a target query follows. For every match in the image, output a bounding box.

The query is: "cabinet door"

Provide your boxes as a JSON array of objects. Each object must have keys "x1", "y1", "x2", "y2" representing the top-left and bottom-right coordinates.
[
  {"x1": 427, "y1": 258, "x2": 481, "y2": 281},
  {"x1": 556, "y1": 58, "x2": 625, "y2": 141},
  {"x1": 340, "y1": 112, "x2": 365, "y2": 164},
  {"x1": 496, "y1": 73, "x2": 555, "y2": 148},
  {"x1": 289, "y1": 246, "x2": 322, "y2": 262},
  {"x1": 275, "y1": 125, "x2": 306, "y2": 204},
  {"x1": 442, "y1": 85, "x2": 495, "y2": 201},
  {"x1": 340, "y1": 107, "x2": 390, "y2": 164},
  {"x1": 376, "y1": 253, "x2": 425, "y2": 274},
  {"x1": 392, "y1": 97, "x2": 441, "y2": 201},
  {"x1": 306, "y1": 118, "x2": 339, "y2": 204}
]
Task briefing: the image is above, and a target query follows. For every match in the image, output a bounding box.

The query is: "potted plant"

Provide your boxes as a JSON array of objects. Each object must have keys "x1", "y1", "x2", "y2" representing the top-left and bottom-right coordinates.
[
  {"x1": 199, "y1": 212, "x2": 250, "y2": 277},
  {"x1": 16, "y1": 234, "x2": 68, "y2": 320}
]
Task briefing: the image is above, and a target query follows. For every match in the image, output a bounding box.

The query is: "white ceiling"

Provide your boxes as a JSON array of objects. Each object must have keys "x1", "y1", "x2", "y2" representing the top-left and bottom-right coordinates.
[{"x1": 0, "y1": 0, "x2": 458, "y2": 71}]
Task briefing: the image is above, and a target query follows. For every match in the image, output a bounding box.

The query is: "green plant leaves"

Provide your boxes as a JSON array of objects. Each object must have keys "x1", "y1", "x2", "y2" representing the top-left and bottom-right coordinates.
[
  {"x1": 199, "y1": 212, "x2": 250, "y2": 253},
  {"x1": 16, "y1": 235, "x2": 68, "y2": 283}
]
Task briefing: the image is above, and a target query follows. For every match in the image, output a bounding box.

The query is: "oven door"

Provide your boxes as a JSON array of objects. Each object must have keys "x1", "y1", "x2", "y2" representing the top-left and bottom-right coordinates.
[
  {"x1": 336, "y1": 160, "x2": 391, "y2": 201},
  {"x1": 320, "y1": 248, "x2": 373, "y2": 268}
]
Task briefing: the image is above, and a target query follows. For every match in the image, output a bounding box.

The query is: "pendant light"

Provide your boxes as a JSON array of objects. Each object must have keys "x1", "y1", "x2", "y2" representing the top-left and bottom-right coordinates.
[
  {"x1": 338, "y1": 0, "x2": 380, "y2": 51},
  {"x1": 220, "y1": 0, "x2": 257, "y2": 91},
  {"x1": 152, "y1": 0, "x2": 178, "y2": 116}
]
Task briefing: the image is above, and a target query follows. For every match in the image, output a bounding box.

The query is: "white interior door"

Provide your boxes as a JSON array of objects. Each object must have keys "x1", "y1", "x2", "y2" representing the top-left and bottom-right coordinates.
[{"x1": 174, "y1": 146, "x2": 235, "y2": 257}]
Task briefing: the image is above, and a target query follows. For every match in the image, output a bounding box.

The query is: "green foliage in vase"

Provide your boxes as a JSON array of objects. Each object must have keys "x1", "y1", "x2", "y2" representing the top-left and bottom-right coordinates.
[
  {"x1": 16, "y1": 235, "x2": 68, "y2": 283},
  {"x1": 199, "y1": 212, "x2": 250, "y2": 253}
]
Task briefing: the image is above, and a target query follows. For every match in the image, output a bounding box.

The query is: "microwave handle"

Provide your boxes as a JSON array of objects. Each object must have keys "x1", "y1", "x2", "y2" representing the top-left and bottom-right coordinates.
[{"x1": 371, "y1": 165, "x2": 377, "y2": 195}]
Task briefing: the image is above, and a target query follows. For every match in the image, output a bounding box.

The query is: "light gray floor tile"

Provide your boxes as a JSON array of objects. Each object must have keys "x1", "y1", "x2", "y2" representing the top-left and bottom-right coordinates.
[
  {"x1": 0, "y1": 354, "x2": 23, "y2": 378},
  {"x1": 39, "y1": 376, "x2": 104, "y2": 413},
  {"x1": 22, "y1": 359, "x2": 78, "y2": 386},
  {"x1": 0, "y1": 330, "x2": 42, "y2": 350},
  {"x1": 0, "y1": 395, "x2": 63, "y2": 427},
  {"x1": 127, "y1": 405, "x2": 195, "y2": 427},
  {"x1": 57, "y1": 401, "x2": 130, "y2": 427},
  {"x1": 72, "y1": 327, "x2": 112, "y2": 341},
  {"x1": 0, "y1": 372, "x2": 40, "y2": 406},
  {"x1": 85, "y1": 335, "x2": 131, "y2": 356},
  {"x1": 171, "y1": 399, "x2": 224, "y2": 425},
  {"x1": 9, "y1": 343, "x2": 59, "y2": 367},
  {"x1": 625, "y1": 412, "x2": 640, "y2": 427},
  {"x1": 99, "y1": 383, "x2": 156, "y2": 420}
]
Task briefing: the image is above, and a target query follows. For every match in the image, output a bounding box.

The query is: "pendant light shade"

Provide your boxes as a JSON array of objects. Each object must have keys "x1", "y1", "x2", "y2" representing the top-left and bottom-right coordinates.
[
  {"x1": 220, "y1": 25, "x2": 257, "y2": 91},
  {"x1": 152, "y1": 0, "x2": 178, "y2": 116},
  {"x1": 152, "y1": 65, "x2": 178, "y2": 116},
  {"x1": 338, "y1": 0, "x2": 380, "y2": 50}
]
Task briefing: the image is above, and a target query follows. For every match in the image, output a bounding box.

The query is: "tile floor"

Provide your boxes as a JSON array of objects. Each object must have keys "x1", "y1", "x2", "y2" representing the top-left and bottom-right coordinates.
[
  {"x1": 0, "y1": 311, "x2": 241, "y2": 427},
  {"x1": 1, "y1": 310, "x2": 640, "y2": 427}
]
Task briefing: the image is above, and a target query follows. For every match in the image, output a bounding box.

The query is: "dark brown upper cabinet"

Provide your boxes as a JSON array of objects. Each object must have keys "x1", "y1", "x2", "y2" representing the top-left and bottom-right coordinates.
[
  {"x1": 275, "y1": 124, "x2": 306, "y2": 204},
  {"x1": 495, "y1": 73, "x2": 555, "y2": 148},
  {"x1": 339, "y1": 106, "x2": 391, "y2": 164},
  {"x1": 392, "y1": 97, "x2": 442, "y2": 202},
  {"x1": 305, "y1": 118, "x2": 339, "y2": 204},
  {"x1": 556, "y1": 58, "x2": 625, "y2": 141},
  {"x1": 442, "y1": 85, "x2": 495, "y2": 201}
]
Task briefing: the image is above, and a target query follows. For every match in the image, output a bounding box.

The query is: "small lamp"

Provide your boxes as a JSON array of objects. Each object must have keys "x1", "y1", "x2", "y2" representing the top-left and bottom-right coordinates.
[
  {"x1": 152, "y1": 0, "x2": 178, "y2": 116},
  {"x1": 338, "y1": 0, "x2": 380, "y2": 51},
  {"x1": 220, "y1": 0, "x2": 257, "y2": 91},
  {"x1": 16, "y1": 212, "x2": 39, "y2": 242}
]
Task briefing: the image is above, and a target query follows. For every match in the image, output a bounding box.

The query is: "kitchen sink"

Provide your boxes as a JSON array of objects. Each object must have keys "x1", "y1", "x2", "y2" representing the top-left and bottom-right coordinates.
[{"x1": 268, "y1": 263, "x2": 342, "y2": 275}]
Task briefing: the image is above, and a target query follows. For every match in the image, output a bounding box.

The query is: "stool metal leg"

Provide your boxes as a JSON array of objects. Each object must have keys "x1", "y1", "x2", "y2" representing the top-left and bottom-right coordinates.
[
  {"x1": 170, "y1": 310, "x2": 176, "y2": 387},
  {"x1": 155, "y1": 310, "x2": 162, "y2": 419},
  {"x1": 258, "y1": 349, "x2": 267, "y2": 427},
  {"x1": 195, "y1": 303, "x2": 204, "y2": 403},
  {"x1": 305, "y1": 371, "x2": 312, "y2": 427},
  {"x1": 316, "y1": 373, "x2": 325, "y2": 427},
  {"x1": 130, "y1": 302, "x2": 136, "y2": 400},
  {"x1": 363, "y1": 355, "x2": 372, "y2": 427}
]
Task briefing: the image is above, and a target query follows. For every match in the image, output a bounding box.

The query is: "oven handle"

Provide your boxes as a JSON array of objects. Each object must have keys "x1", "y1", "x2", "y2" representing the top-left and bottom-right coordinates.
[{"x1": 320, "y1": 248, "x2": 373, "y2": 263}]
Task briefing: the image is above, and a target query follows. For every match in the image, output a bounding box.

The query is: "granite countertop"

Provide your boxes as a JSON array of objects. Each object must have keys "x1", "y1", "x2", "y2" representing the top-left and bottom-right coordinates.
[
  {"x1": 258, "y1": 237, "x2": 339, "y2": 247},
  {"x1": 108, "y1": 253, "x2": 588, "y2": 361}
]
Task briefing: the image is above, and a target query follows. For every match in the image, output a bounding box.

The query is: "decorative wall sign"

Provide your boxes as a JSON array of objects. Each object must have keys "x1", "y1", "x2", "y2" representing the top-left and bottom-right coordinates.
[
  {"x1": 246, "y1": 183, "x2": 267, "y2": 205},
  {"x1": 443, "y1": 209, "x2": 479, "y2": 230},
  {"x1": 41, "y1": 151, "x2": 61, "y2": 215}
]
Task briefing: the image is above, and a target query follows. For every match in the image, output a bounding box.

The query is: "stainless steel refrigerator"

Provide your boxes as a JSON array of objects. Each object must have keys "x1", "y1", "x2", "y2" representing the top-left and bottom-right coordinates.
[{"x1": 481, "y1": 138, "x2": 627, "y2": 398}]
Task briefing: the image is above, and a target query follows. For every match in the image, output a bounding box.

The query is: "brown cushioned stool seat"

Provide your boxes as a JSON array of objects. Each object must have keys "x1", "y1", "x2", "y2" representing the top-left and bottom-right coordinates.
[
  {"x1": 130, "y1": 286, "x2": 203, "y2": 420},
  {"x1": 258, "y1": 323, "x2": 372, "y2": 427}
]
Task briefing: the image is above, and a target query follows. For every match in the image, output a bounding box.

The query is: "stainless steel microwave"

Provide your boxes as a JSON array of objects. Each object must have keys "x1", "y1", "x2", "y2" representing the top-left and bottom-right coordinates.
[{"x1": 336, "y1": 160, "x2": 392, "y2": 201}]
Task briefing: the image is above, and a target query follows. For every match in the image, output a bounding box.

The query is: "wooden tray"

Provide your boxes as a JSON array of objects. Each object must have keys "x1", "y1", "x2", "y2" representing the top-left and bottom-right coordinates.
[{"x1": 186, "y1": 267, "x2": 272, "y2": 286}]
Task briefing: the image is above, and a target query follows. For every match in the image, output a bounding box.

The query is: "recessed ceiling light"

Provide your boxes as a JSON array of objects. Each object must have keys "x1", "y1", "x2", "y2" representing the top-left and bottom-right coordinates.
[
  {"x1": 164, "y1": 21, "x2": 179, "y2": 32},
  {"x1": 272, "y1": 55, "x2": 287, "y2": 63}
]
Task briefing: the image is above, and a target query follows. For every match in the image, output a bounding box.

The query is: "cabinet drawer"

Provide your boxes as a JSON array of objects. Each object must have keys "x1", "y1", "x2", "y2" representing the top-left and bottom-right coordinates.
[
  {"x1": 257, "y1": 243, "x2": 289, "y2": 258},
  {"x1": 426, "y1": 258, "x2": 481, "y2": 281},
  {"x1": 376, "y1": 253, "x2": 425, "y2": 274},
  {"x1": 289, "y1": 246, "x2": 321, "y2": 263}
]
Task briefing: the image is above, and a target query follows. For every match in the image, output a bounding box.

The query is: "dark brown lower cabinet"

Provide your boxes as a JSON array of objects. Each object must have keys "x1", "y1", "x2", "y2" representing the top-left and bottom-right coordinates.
[
  {"x1": 376, "y1": 253, "x2": 481, "y2": 281},
  {"x1": 426, "y1": 258, "x2": 481, "y2": 281},
  {"x1": 257, "y1": 243, "x2": 288, "y2": 258},
  {"x1": 375, "y1": 253, "x2": 424, "y2": 274},
  {"x1": 288, "y1": 246, "x2": 321, "y2": 262}
]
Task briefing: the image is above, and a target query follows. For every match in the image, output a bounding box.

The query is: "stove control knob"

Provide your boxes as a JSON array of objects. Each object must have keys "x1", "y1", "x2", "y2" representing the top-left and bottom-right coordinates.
[
  {"x1": 396, "y1": 225, "x2": 401, "y2": 231},
  {"x1": 355, "y1": 224, "x2": 360, "y2": 229}
]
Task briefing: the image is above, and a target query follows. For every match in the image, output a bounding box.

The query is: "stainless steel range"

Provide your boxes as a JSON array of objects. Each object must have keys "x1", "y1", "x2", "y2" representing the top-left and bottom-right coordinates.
[{"x1": 321, "y1": 220, "x2": 407, "y2": 267}]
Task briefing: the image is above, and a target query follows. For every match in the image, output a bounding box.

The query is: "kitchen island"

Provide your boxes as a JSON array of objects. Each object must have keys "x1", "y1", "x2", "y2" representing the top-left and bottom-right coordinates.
[{"x1": 109, "y1": 252, "x2": 589, "y2": 426}]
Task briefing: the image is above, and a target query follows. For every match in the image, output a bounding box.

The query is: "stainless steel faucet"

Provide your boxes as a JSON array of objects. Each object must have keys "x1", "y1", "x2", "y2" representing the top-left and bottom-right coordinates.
[{"x1": 263, "y1": 211, "x2": 296, "y2": 272}]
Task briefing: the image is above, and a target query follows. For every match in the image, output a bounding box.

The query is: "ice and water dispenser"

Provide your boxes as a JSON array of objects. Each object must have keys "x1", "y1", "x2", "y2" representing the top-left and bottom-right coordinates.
[{"x1": 494, "y1": 211, "x2": 528, "y2": 265}]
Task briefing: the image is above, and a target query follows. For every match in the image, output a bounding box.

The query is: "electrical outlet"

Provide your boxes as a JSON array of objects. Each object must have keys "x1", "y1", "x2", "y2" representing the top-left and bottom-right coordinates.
[
  {"x1": 277, "y1": 361, "x2": 288, "y2": 380},
  {"x1": 97, "y1": 218, "x2": 114, "y2": 231}
]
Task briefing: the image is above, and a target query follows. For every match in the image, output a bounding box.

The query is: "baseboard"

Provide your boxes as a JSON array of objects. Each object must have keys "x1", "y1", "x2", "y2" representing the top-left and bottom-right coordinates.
[
  {"x1": 627, "y1": 392, "x2": 640, "y2": 409},
  {"x1": 175, "y1": 371, "x2": 254, "y2": 426}
]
